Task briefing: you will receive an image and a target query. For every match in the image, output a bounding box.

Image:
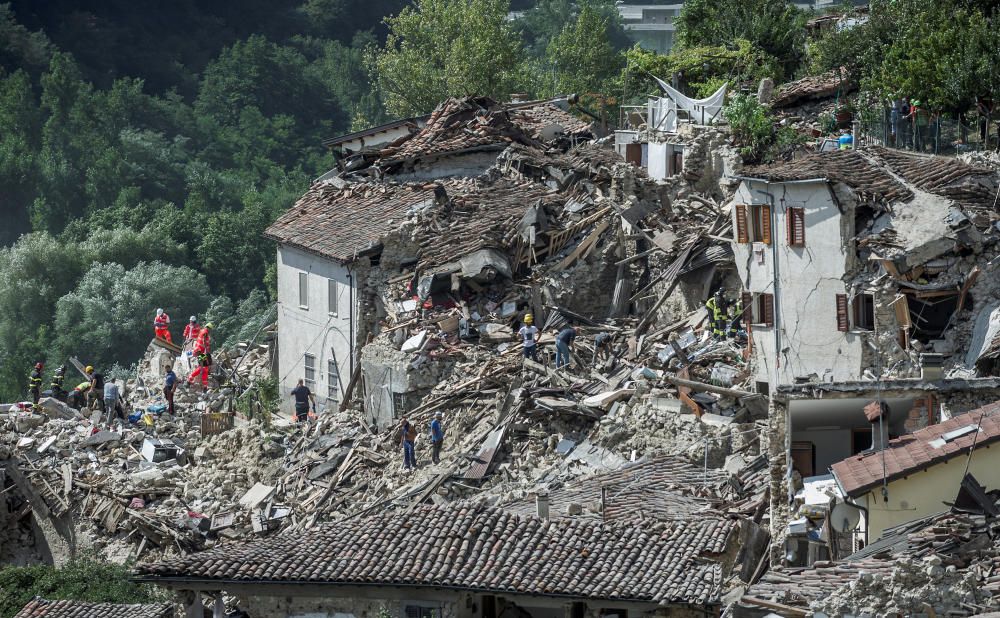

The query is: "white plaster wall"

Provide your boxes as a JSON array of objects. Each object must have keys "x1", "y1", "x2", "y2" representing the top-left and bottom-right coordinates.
[
  {"x1": 647, "y1": 142, "x2": 668, "y2": 180},
  {"x1": 731, "y1": 179, "x2": 863, "y2": 389},
  {"x1": 276, "y1": 245, "x2": 356, "y2": 415}
]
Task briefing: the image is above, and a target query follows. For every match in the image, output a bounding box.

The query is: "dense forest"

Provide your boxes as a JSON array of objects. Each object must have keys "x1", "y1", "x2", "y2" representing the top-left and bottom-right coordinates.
[{"x1": 0, "y1": 0, "x2": 996, "y2": 402}]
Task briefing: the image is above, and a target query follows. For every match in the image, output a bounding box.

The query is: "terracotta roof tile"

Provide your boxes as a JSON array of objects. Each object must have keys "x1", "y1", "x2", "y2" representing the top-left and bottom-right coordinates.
[
  {"x1": 263, "y1": 181, "x2": 443, "y2": 263},
  {"x1": 741, "y1": 149, "x2": 913, "y2": 205},
  {"x1": 13, "y1": 599, "x2": 172, "y2": 618},
  {"x1": 136, "y1": 502, "x2": 737, "y2": 605},
  {"x1": 832, "y1": 401, "x2": 1000, "y2": 496},
  {"x1": 507, "y1": 103, "x2": 593, "y2": 139},
  {"x1": 870, "y1": 147, "x2": 1000, "y2": 209}
]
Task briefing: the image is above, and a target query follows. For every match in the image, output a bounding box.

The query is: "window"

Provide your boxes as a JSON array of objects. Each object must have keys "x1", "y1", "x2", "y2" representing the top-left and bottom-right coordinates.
[
  {"x1": 836, "y1": 293, "x2": 875, "y2": 331},
  {"x1": 734, "y1": 204, "x2": 771, "y2": 244},
  {"x1": 327, "y1": 278, "x2": 339, "y2": 317},
  {"x1": 740, "y1": 291, "x2": 774, "y2": 327},
  {"x1": 327, "y1": 359, "x2": 339, "y2": 402},
  {"x1": 298, "y1": 271, "x2": 309, "y2": 309},
  {"x1": 787, "y1": 207, "x2": 806, "y2": 246},
  {"x1": 404, "y1": 606, "x2": 439, "y2": 618},
  {"x1": 392, "y1": 392, "x2": 407, "y2": 418},
  {"x1": 303, "y1": 354, "x2": 316, "y2": 389}
]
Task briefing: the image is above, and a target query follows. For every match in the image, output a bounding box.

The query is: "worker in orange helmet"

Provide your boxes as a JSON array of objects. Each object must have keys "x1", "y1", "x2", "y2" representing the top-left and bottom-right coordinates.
[
  {"x1": 187, "y1": 323, "x2": 213, "y2": 388},
  {"x1": 154, "y1": 308, "x2": 172, "y2": 343}
]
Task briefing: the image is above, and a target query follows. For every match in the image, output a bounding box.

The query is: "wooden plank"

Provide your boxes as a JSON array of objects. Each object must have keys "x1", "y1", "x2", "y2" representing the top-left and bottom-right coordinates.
[
  {"x1": 552, "y1": 220, "x2": 610, "y2": 271},
  {"x1": 62, "y1": 463, "x2": 72, "y2": 496},
  {"x1": 739, "y1": 596, "x2": 808, "y2": 616}
]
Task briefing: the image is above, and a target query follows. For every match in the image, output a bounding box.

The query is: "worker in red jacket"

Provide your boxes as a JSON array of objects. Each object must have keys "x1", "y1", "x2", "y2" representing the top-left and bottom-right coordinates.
[
  {"x1": 154, "y1": 308, "x2": 172, "y2": 343},
  {"x1": 187, "y1": 323, "x2": 213, "y2": 387},
  {"x1": 182, "y1": 315, "x2": 201, "y2": 344}
]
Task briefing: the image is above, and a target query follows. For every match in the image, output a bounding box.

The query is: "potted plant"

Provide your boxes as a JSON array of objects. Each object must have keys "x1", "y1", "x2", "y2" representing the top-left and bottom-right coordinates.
[{"x1": 835, "y1": 102, "x2": 855, "y2": 128}]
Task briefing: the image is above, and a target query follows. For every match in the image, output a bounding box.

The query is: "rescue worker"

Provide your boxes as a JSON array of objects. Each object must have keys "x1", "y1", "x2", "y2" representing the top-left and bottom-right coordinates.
[
  {"x1": 182, "y1": 315, "x2": 200, "y2": 344},
  {"x1": 429, "y1": 411, "x2": 444, "y2": 464},
  {"x1": 400, "y1": 417, "x2": 417, "y2": 471},
  {"x1": 187, "y1": 323, "x2": 213, "y2": 387},
  {"x1": 555, "y1": 326, "x2": 577, "y2": 369},
  {"x1": 68, "y1": 381, "x2": 91, "y2": 410},
  {"x1": 163, "y1": 365, "x2": 177, "y2": 416},
  {"x1": 518, "y1": 314, "x2": 539, "y2": 362},
  {"x1": 28, "y1": 362, "x2": 43, "y2": 404},
  {"x1": 154, "y1": 308, "x2": 172, "y2": 343},
  {"x1": 727, "y1": 297, "x2": 743, "y2": 338},
  {"x1": 50, "y1": 364, "x2": 67, "y2": 401},
  {"x1": 706, "y1": 290, "x2": 728, "y2": 340},
  {"x1": 289, "y1": 378, "x2": 315, "y2": 422},
  {"x1": 88, "y1": 365, "x2": 105, "y2": 413},
  {"x1": 593, "y1": 332, "x2": 613, "y2": 366}
]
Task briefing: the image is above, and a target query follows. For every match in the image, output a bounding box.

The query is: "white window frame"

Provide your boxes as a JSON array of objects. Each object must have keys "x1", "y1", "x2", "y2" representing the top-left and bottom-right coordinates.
[
  {"x1": 298, "y1": 271, "x2": 309, "y2": 310},
  {"x1": 303, "y1": 353, "x2": 316, "y2": 389},
  {"x1": 328, "y1": 278, "x2": 338, "y2": 317}
]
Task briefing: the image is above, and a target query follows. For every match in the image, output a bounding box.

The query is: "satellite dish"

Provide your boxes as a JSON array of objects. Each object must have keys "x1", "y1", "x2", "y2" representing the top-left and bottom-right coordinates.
[{"x1": 830, "y1": 502, "x2": 862, "y2": 533}]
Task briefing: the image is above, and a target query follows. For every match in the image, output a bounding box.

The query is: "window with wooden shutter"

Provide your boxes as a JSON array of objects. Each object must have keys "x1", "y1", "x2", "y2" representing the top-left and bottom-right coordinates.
[
  {"x1": 787, "y1": 207, "x2": 805, "y2": 246},
  {"x1": 760, "y1": 293, "x2": 774, "y2": 326},
  {"x1": 741, "y1": 291, "x2": 753, "y2": 323},
  {"x1": 759, "y1": 205, "x2": 772, "y2": 244},
  {"x1": 835, "y1": 294, "x2": 849, "y2": 332},
  {"x1": 735, "y1": 204, "x2": 749, "y2": 243},
  {"x1": 853, "y1": 293, "x2": 875, "y2": 330}
]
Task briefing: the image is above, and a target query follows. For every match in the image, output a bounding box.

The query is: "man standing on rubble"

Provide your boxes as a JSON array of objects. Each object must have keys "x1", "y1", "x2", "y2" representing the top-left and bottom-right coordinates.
[
  {"x1": 555, "y1": 326, "x2": 577, "y2": 369},
  {"x1": 401, "y1": 417, "x2": 417, "y2": 471},
  {"x1": 28, "y1": 361, "x2": 43, "y2": 404},
  {"x1": 88, "y1": 365, "x2": 105, "y2": 413},
  {"x1": 706, "y1": 291, "x2": 727, "y2": 340},
  {"x1": 183, "y1": 315, "x2": 200, "y2": 345},
  {"x1": 164, "y1": 365, "x2": 177, "y2": 415},
  {"x1": 154, "y1": 308, "x2": 172, "y2": 343},
  {"x1": 103, "y1": 379, "x2": 121, "y2": 422},
  {"x1": 519, "y1": 314, "x2": 539, "y2": 362},
  {"x1": 50, "y1": 364, "x2": 67, "y2": 401},
  {"x1": 429, "y1": 411, "x2": 444, "y2": 464},
  {"x1": 290, "y1": 378, "x2": 315, "y2": 422},
  {"x1": 187, "y1": 323, "x2": 213, "y2": 388}
]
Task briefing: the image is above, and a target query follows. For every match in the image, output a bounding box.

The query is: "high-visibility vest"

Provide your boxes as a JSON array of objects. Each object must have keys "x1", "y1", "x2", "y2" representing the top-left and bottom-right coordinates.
[{"x1": 154, "y1": 313, "x2": 170, "y2": 328}]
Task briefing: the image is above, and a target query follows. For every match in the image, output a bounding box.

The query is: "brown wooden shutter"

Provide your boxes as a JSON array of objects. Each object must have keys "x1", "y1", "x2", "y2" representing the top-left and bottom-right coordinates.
[
  {"x1": 760, "y1": 205, "x2": 772, "y2": 244},
  {"x1": 835, "y1": 293, "x2": 849, "y2": 332},
  {"x1": 761, "y1": 293, "x2": 774, "y2": 327},
  {"x1": 741, "y1": 291, "x2": 753, "y2": 323},
  {"x1": 787, "y1": 207, "x2": 805, "y2": 246},
  {"x1": 735, "y1": 204, "x2": 749, "y2": 243}
]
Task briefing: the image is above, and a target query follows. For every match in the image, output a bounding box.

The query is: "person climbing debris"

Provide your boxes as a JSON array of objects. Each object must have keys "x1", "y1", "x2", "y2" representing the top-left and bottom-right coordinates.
[
  {"x1": 28, "y1": 362, "x2": 43, "y2": 405},
  {"x1": 68, "y1": 381, "x2": 91, "y2": 410},
  {"x1": 88, "y1": 365, "x2": 105, "y2": 413},
  {"x1": 50, "y1": 364, "x2": 67, "y2": 401},
  {"x1": 706, "y1": 290, "x2": 728, "y2": 340},
  {"x1": 187, "y1": 323, "x2": 213, "y2": 387},
  {"x1": 290, "y1": 378, "x2": 315, "y2": 422},
  {"x1": 182, "y1": 315, "x2": 200, "y2": 344},
  {"x1": 728, "y1": 297, "x2": 743, "y2": 338},
  {"x1": 593, "y1": 332, "x2": 612, "y2": 366},
  {"x1": 401, "y1": 417, "x2": 417, "y2": 471},
  {"x1": 163, "y1": 365, "x2": 177, "y2": 416},
  {"x1": 518, "y1": 313, "x2": 539, "y2": 362},
  {"x1": 429, "y1": 411, "x2": 444, "y2": 464},
  {"x1": 154, "y1": 308, "x2": 172, "y2": 343},
  {"x1": 555, "y1": 326, "x2": 577, "y2": 369}
]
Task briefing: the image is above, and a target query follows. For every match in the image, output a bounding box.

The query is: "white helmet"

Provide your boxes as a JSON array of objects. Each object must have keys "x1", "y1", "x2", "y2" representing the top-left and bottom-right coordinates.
[
  {"x1": 189, "y1": 315, "x2": 197, "y2": 322},
  {"x1": 156, "y1": 308, "x2": 164, "y2": 316}
]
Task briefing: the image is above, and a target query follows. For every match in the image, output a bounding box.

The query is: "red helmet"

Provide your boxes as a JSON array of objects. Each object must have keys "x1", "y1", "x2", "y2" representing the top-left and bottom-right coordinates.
[{"x1": 34, "y1": 362, "x2": 43, "y2": 370}]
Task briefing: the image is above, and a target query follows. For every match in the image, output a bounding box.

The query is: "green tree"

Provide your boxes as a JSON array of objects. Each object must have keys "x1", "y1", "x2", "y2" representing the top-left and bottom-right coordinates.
[
  {"x1": 0, "y1": 559, "x2": 162, "y2": 618},
  {"x1": 370, "y1": 0, "x2": 527, "y2": 117},
  {"x1": 197, "y1": 202, "x2": 276, "y2": 301},
  {"x1": 543, "y1": 2, "x2": 623, "y2": 96},
  {"x1": 49, "y1": 261, "x2": 212, "y2": 373},
  {"x1": 0, "y1": 68, "x2": 41, "y2": 244},
  {"x1": 675, "y1": 0, "x2": 805, "y2": 81}
]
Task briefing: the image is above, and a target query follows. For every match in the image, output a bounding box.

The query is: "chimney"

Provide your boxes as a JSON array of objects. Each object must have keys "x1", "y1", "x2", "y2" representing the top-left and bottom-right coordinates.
[
  {"x1": 872, "y1": 419, "x2": 890, "y2": 451},
  {"x1": 536, "y1": 491, "x2": 549, "y2": 520},
  {"x1": 920, "y1": 353, "x2": 944, "y2": 381}
]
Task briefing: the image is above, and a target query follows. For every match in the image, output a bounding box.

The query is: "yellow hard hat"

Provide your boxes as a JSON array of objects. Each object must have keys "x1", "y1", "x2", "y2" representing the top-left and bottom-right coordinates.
[
  {"x1": 85, "y1": 365, "x2": 94, "y2": 373},
  {"x1": 524, "y1": 313, "x2": 533, "y2": 324}
]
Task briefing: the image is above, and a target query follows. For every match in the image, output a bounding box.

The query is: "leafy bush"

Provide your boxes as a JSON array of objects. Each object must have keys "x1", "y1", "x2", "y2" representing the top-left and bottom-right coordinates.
[
  {"x1": 724, "y1": 93, "x2": 774, "y2": 159},
  {"x1": 0, "y1": 559, "x2": 163, "y2": 618}
]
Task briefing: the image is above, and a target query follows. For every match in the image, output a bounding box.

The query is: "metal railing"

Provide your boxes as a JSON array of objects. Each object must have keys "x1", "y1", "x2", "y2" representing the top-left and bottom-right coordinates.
[{"x1": 854, "y1": 108, "x2": 999, "y2": 155}]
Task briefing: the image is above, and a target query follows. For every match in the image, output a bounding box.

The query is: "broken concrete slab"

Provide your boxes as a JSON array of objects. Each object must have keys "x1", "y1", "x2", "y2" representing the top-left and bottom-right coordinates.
[
  {"x1": 239, "y1": 483, "x2": 276, "y2": 509},
  {"x1": 81, "y1": 430, "x2": 121, "y2": 447}
]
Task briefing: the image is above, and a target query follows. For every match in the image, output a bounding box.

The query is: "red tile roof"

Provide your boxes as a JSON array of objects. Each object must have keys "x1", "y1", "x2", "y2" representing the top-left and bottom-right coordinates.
[
  {"x1": 136, "y1": 502, "x2": 737, "y2": 605},
  {"x1": 832, "y1": 402, "x2": 1000, "y2": 496},
  {"x1": 771, "y1": 68, "x2": 853, "y2": 108},
  {"x1": 263, "y1": 181, "x2": 444, "y2": 263},
  {"x1": 14, "y1": 599, "x2": 172, "y2": 618},
  {"x1": 507, "y1": 102, "x2": 593, "y2": 139}
]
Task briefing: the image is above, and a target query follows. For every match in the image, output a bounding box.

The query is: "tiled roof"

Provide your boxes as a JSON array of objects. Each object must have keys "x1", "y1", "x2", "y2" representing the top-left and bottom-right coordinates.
[
  {"x1": 13, "y1": 599, "x2": 172, "y2": 618},
  {"x1": 503, "y1": 455, "x2": 728, "y2": 522},
  {"x1": 871, "y1": 147, "x2": 1000, "y2": 209},
  {"x1": 136, "y1": 502, "x2": 737, "y2": 605},
  {"x1": 831, "y1": 401, "x2": 1000, "y2": 496},
  {"x1": 740, "y1": 149, "x2": 913, "y2": 205},
  {"x1": 379, "y1": 97, "x2": 544, "y2": 164},
  {"x1": 507, "y1": 102, "x2": 593, "y2": 139},
  {"x1": 771, "y1": 68, "x2": 853, "y2": 108},
  {"x1": 263, "y1": 181, "x2": 443, "y2": 263},
  {"x1": 414, "y1": 178, "x2": 566, "y2": 271}
]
